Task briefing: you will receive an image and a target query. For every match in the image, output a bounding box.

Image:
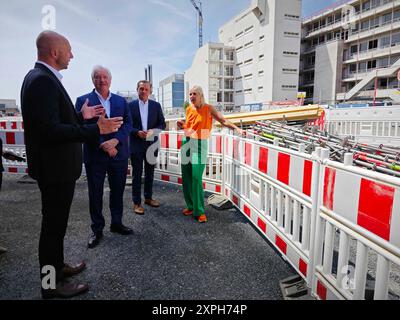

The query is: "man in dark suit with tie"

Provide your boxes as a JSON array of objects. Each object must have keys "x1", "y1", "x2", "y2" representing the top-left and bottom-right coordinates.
[
  {"x1": 20, "y1": 31, "x2": 123, "y2": 299},
  {"x1": 76, "y1": 66, "x2": 133, "y2": 249},
  {"x1": 129, "y1": 80, "x2": 166, "y2": 214}
]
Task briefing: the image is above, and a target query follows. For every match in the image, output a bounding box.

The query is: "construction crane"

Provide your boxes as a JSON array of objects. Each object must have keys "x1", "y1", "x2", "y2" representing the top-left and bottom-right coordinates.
[{"x1": 190, "y1": 0, "x2": 203, "y2": 48}]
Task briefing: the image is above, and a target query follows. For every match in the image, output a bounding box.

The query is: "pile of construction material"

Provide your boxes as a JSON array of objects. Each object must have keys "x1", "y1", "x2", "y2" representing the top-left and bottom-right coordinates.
[{"x1": 249, "y1": 120, "x2": 400, "y2": 177}]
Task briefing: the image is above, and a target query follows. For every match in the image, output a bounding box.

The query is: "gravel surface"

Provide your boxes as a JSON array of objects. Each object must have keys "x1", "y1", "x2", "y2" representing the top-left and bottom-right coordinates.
[{"x1": 0, "y1": 174, "x2": 295, "y2": 300}]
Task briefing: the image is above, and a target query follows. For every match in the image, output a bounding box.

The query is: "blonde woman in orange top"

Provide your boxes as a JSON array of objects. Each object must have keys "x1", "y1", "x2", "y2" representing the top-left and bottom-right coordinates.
[{"x1": 177, "y1": 85, "x2": 243, "y2": 223}]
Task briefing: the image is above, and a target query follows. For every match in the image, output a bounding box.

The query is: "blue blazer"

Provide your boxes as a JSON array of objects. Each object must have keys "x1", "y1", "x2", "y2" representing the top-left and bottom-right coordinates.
[
  {"x1": 129, "y1": 99, "x2": 166, "y2": 155},
  {"x1": 75, "y1": 90, "x2": 132, "y2": 164}
]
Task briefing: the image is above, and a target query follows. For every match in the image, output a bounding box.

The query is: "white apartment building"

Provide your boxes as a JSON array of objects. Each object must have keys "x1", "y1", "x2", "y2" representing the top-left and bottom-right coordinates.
[
  {"x1": 300, "y1": 0, "x2": 400, "y2": 104},
  {"x1": 185, "y1": 0, "x2": 302, "y2": 111},
  {"x1": 219, "y1": 0, "x2": 302, "y2": 108},
  {"x1": 185, "y1": 42, "x2": 236, "y2": 111}
]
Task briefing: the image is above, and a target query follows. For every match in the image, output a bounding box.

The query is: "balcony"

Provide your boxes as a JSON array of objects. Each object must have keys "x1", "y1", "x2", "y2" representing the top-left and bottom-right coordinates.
[
  {"x1": 304, "y1": 19, "x2": 343, "y2": 38},
  {"x1": 343, "y1": 45, "x2": 400, "y2": 66},
  {"x1": 304, "y1": 1, "x2": 400, "y2": 39},
  {"x1": 347, "y1": 17, "x2": 400, "y2": 43}
]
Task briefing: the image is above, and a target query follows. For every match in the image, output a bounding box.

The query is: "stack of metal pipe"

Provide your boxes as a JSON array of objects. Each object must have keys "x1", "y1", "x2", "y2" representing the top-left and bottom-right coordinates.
[{"x1": 247, "y1": 120, "x2": 400, "y2": 177}]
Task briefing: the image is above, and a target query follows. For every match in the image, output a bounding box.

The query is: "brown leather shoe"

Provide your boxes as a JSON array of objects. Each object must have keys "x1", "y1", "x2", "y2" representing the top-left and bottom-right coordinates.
[
  {"x1": 62, "y1": 261, "x2": 86, "y2": 278},
  {"x1": 134, "y1": 204, "x2": 145, "y2": 215},
  {"x1": 41, "y1": 281, "x2": 89, "y2": 299},
  {"x1": 144, "y1": 199, "x2": 160, "y2": 207}
]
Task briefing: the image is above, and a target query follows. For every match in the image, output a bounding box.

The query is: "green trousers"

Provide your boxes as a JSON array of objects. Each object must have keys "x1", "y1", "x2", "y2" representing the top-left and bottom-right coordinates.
[{"x1": 181, "y1": 137, "x2": 208, "y2": 217}]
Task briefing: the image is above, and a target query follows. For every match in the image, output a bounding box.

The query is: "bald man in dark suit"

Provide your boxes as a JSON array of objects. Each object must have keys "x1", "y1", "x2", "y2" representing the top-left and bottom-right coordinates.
[{"x1": 21, "y1": 31, "x2": 123, "y2": 299}]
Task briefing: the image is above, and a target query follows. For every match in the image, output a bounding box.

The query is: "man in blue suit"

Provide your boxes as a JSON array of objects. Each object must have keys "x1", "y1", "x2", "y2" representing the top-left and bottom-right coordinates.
[
  {"x1": 76, "y1": 66, "x2": 133, "y2": 248},
  {"x1": 129, "y1": 80, "x2": 166, "y2": 214}
]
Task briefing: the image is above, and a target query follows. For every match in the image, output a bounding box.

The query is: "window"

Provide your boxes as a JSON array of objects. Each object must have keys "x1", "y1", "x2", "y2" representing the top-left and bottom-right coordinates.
[
  {"x1": 244, "y1": 41, "x2": 253, "y2": 48},
  {"x1": 367, "y1": 59, "x2": 376, "y2": 69},
  {"x1": 236, "y1": 62, "x2": 243, "y2": 67},
  {"x1": 284, "y1": 14, "x2": 300, "y2": 20},
  {"x1": 258, "y1": 70, "x2": 264, "y2": 76},
  {"x1": 359, "y1": 61, "x2": 367, "y2": 72},
  {"x1": 349, "y1": 63, "x2": 357, "y2": 73},
  {"x1": 380, "y1": 35, "x2": 391, "y2": 48},
  {"x1": 259, "y1": 54, "x2": 264, "y2": 60},
  {"x1": 284, "y1": 31, "x2": 299, "y2": 37},
  {"x1": 244, "y1": 58, "x2": 253, "y2": 65},
  {"x1": 370, "y1": 17, "x2": 379, "y2": 28},
  {"x1": 362, "y1": 0, "x2": 371, "y2": 12},
  {"x1": 379, "y1": 57, "x2": 389, "y2": 67},
  {"x1": 245, "y1": 25, "x2": 254, "y2": 33},
  {"x1": 359, "y1": 42, "x2": 368, "y2": 52},
  {"x1": 368, "y1": 39, "x2": 378, "y2": 50},
  {"x1": 361, "y1": 20, "x2": 369, "y2": 30},
  {"x1": 283, "y1": 51, "x2": 298, "y2": 56},
  {"x1": 259, "y1": 35, "x2": 265, "y2": 41},
  {"x1": 394, "y1": 10, "x2": 400, "y2": 21},
  {"x1": 392, "y1": 32, "x2": 400, "y2": 46},
  {"x1": 235, "y1": 76, "x2": 243, "y2": 80},
  {"x1": 258, "y1": 86, "x2": 264, "y2": 93},
  {"x1": 244, "y1": 74, "x2": 252, "y2": 80},
  {"x1": 350, "y1": 45, "x2": 358, "y2": 54},
  {"x1": 282, "y1": 85, "x2": 297, "y2": 90},
  {"x1": 235, "y1": 31, "x2": 243, "y2": 38},
  {"x1": 244, "y1": 88, "x2": 252, "y2": 94},
  {"x1": 236, "y1": 90, "x2": 243, "y2": 94},
  {"x1": 282, "y1": 68, "x2": 297, "y2": 73},
  {"x1": 383, "y1": 12, "x2": 392, "y2": 24}
]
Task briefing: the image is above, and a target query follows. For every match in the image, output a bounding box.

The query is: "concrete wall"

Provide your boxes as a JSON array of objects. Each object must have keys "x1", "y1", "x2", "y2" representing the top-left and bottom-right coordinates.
[
  {"x1": 218, "y1": 0, "x2": 302, "y2": 106},
  {"x1": 314, "y1": 39, "x2": 343, "y2": 104}
]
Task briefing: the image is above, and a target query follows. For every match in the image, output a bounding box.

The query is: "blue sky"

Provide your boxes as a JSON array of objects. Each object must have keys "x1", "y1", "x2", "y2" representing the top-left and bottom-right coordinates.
[{"x1": 0, "y1": 0, "x2": 337, "y2": 105}]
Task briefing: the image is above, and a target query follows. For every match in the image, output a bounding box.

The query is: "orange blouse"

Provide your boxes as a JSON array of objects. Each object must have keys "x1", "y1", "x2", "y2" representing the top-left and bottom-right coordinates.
[{"x1": 183, "y1": 104, "x2": 213, "y2": 140}]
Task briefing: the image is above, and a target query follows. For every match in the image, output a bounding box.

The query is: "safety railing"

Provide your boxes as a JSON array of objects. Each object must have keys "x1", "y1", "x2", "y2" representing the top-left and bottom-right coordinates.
[
  {"x1": 0, "y1": 129, "x2": 26, "y2": 173},
  {"x1": 313, "y1": 151, "x2": 400, "y2": 300},
  {"x1": 1, "y1": 122, "x2": 399, "y2": 300}
]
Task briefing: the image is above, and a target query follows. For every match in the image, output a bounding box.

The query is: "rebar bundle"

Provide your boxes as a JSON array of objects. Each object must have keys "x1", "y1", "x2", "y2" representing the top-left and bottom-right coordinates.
[{"x1": 248, "y1": 120, "x2": 400, "y2": 178}]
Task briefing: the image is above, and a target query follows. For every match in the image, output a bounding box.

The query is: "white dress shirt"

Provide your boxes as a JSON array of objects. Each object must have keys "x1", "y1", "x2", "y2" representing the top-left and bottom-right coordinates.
[
  {"x1": 95, "y1": 90, "x2": 112, "y2": 118},
  {"x1": 138, "y1": 99, "x2": 149, "y2": 131},
  {"x1": 36, "y1": 61, "x2": 63, "y2": 82}
]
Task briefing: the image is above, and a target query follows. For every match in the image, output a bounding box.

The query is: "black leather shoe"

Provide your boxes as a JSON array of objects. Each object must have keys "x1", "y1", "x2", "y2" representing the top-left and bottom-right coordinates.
[
  {"x1": 110, "y1": 224, "x2": 133, "y2": 235},
  {"x1": 87, "y1": 231, "x2": 103, "y2": 249},
  {"x1": 41, "y1": 280, "x2": 89, "y2": 299}
]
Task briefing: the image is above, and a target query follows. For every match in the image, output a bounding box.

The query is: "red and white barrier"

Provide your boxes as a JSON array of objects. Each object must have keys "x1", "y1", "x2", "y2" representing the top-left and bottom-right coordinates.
[
  {"x1": 225, "y1": 136, "x2": 314, "y2": 198},
  {"x1": 322, "y1": 164, "x2": 400, "y2": 248},
  {"x1": 2, "y1": 122, "x2": 400, "y2": 300},
  {"x1": 0, "y1": 130, "x2": 25, "y2": 145},
  {"x1": 0, "y1": 120, "x2": 24, "y2": 130}
]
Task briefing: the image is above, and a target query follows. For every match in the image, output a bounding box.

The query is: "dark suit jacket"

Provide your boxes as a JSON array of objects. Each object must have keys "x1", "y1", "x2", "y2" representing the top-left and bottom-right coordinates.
[
  {"x1": 0, "y1": 138, "x2": 3, "y2": 173},
  {"x1": 128, "y1": 99, "x2": 166, "y2": 155},
  {"x1": 75, "y1": 90, "x2": 132, "y2": 164},
  {"x1": 20, "y1": 63, "x2": 100, "y2": 183}
]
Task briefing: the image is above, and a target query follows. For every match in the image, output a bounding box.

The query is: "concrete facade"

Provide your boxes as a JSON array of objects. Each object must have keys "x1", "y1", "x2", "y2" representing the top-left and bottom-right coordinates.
[
  {"x1": 185, "y1": 0, "x2": 302, "y2": 110},
  {"x1": 300, "y1": 0, "x2": 400, "y2": 104},
  {"x1": 185, "y1": 42, "x2": 235, "y2": 111}
]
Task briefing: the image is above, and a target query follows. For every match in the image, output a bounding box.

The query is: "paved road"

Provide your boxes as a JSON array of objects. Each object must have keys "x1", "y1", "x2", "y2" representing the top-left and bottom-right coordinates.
[{"x1": 0, "y1": 174, "x2": 295, "y2": 300}]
